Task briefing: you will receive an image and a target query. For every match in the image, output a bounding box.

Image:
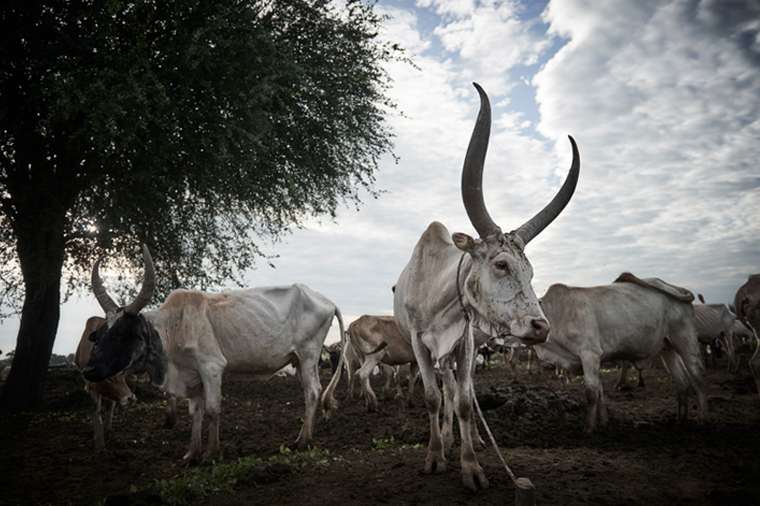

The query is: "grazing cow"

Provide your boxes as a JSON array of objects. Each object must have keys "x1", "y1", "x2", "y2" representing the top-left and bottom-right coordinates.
[
  {"x1": 327, "y1": 315, "x2": 418, "y2": 411},
  {"x1": 534, "y1": 273, "x2": 708, "y2": 433},
  {"x1": 74, "y1": 316, "x2": 137, "y2": 450},
  {"x1": 734, "y1": 274, "x2": 760, "y2": 400},
  {"x1": 392, "y1": 83, "x2": 580, "y2": 490},
  {"x1": 694, "y1": 295, "x2": 738, "y2": 372},
  {"x1": 83, "y1": 246, "x2": 346, "y2": 465}
]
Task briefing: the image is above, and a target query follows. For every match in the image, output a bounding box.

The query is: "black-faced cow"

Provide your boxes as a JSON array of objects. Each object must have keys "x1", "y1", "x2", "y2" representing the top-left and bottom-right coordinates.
[
  {"x1": 533, "y1": 273, "x2": 708, "y2": 433},
  {"x1": 75, "y1": 316, "x2": 137, "y2": 450},
  {"x1": 734, "y1": 274, "x2": 760, "y2": 400},
  {"x1": 83, "y1": 246, "x2": 346, "y2": 465},
  {"x1": 392, "y1": 83, "x2": 580, "y2": 490}
]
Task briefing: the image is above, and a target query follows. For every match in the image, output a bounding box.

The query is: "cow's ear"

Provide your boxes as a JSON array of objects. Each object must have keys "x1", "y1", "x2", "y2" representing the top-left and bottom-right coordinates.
[
  {"x1": 452, "y1": 232, "x2": 476, "y2": 253},
  {"x1": 88, "y1": 331, "x2": 99, "y2": 343},
  {"x1": 144, "y1": 324, "x2": 167, "y2": 387}
]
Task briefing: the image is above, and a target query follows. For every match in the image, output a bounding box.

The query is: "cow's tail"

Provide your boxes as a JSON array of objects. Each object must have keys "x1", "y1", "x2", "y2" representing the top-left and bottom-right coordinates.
[{"x1": 321, "y1": 306, "x2": 347, "y2": 421}]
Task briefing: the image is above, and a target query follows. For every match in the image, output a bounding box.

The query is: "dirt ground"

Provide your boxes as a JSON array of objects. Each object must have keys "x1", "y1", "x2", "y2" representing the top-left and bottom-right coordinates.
[{"x1": 1, "y1": 343, "x2": 759, "y2": 506}]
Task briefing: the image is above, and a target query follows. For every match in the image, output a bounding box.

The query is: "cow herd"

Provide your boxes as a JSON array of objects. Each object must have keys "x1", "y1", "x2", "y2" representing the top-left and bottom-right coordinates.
[{"x1": 77, "y1": 84, "x2": 760, "y2": 492}]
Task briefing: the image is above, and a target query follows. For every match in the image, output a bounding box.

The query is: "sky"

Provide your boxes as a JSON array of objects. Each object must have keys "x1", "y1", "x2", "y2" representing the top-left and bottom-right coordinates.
[{"x1": 1, "y1": 0, "x2": 759, "y2": 357}]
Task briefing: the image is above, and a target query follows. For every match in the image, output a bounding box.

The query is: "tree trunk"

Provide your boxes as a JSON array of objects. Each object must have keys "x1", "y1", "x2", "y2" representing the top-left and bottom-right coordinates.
[
  {"x1": 0, "y1": 275, "x2": 62, "y2": 411},
  {"x1": 0, "y1": 207, "x2": 67, "y2": 411}
]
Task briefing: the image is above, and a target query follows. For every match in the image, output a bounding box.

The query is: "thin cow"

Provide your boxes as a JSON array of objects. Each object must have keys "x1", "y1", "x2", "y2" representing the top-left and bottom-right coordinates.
[
  {"x1": 534, "y1": 273, "x2": 709, "y2": 433},
  {"x1": 83, "y1": 245, "x2": 346, "y2": 465},
  {"x1": 393, "y1": 83, "x2": 580, "y2": 490},
  {"x1": 75, "y1": 316, "x2": 137, "y2": 450}
]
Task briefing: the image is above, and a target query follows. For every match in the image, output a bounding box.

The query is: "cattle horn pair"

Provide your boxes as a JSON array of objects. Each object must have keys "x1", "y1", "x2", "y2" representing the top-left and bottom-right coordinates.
[
  {"x1": 92, "y1": 244, "x2": 156, "y2": 317},
  {"x1": 461, "y1": 82, "x2": 580, "y2": 244}
]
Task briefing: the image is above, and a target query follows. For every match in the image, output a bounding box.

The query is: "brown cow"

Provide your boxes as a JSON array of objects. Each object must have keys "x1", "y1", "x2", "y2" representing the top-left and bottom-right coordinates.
[
  {"x1": 75, "y1": 316, "x2": 137, "y2": 450},
  {"x1": 337, "y1": 315, "x2": 418, "y2": 412}
]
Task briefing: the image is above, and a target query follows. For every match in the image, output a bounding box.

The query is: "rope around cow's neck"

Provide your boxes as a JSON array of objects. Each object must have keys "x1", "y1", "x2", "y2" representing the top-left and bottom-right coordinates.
[{"x1": 456, "y1": 253, "x2": 520, "y2": 486}]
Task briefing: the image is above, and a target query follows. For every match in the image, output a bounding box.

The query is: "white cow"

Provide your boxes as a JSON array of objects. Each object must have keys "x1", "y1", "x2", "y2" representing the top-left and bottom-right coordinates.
[
  {"x1": 694, "y1": 295, "x2": 738, "y2": 372},
  {"x1": 534, "y1": 273, "x2": 709, "y2": 433},
  {"x1": 83, "y1": 245, "x2": 346, "y2": 465},
  {"x1": 393, "y1": 83, "x2": 580, "y2": 490}
]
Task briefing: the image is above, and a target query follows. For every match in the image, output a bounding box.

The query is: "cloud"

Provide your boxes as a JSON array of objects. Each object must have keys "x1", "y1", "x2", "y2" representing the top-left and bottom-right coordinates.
[
  {"x1": 4, "y1": 0, "x2": 759, "y2": 355},
  {"x1": 528, "y1": 0, "x2": 760, "y2": 300}
]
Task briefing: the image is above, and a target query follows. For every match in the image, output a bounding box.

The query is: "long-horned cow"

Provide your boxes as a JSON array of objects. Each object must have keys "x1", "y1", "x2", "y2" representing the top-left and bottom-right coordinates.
[
  {"x1": 534, "y1": 273, "x2": 709, "y2": 432},
  {"x1": 734, "y1": 274, "x2": 760, "y2": 400},
  {"x1": 75, "y1": 316, "x2": 137, "y2": 450},
  {"x1": 83, "y1": 246, "x2": 346, "y2": 465},
  {"x1": 392, "y1": 83, "x2": 580, "y2": 490}
]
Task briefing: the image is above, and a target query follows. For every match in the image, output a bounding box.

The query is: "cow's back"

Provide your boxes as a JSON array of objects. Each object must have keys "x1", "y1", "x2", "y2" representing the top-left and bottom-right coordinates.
[
  {"x1": 153, "y1": 285, "x2": 337, "y2": 375},
  {"x1": 694, "y1": 304, "x2": 734, "y2": 341}
]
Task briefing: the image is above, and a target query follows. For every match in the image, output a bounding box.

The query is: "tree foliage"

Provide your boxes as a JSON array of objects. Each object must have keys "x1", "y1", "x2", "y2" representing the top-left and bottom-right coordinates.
[
  {"x1": 0, "y1": 0, "x2": 401, "y2": 409},
  {"x1": 1, "y1": 0, "x2": 398, "y2": 303}
]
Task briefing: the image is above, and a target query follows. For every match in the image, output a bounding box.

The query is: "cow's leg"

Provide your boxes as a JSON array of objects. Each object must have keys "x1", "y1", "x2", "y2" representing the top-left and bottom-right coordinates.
[
  {"x1": 295, "y1": 359, "x2": 322, "y2": 449},
  {"x1": 440, "y1": 366, "x2": 456, "y2": 455},
  {"x1": 381, "y1": 364, "x2": 395, "y2": 400},
  {"x1": 345, "y1": 360, "x2": 356, "y2": 400},
  {"x1": 104, "y1": 398, "x2": 116, "y2": 441},
  {"x1": 90, "y1": 391, "x2": 106, "y2": 450},
  {"x1": 668, "y1": 331, "x2": 709, "y2": 424},
  {"x1": 199, "y1": 363, "x2": 227, "y2": 465},
  {"x1": 412, "y1": 333, "x2": 446, "y2": 475},
  {"x1": 749, "y1": 334, "x2": 760, "y2": 402},
  {"x1": 719, "y1": 331, "x2": 737, "y2": 373},
  {"x1": 183, "y1": 395, "x2": 205, "y2": 466},
  {"x1": 580, "y1": 352, "x2": 605, "y2": 433},
  {"x1": 391, "y1": 365, "x2": 403, "y2": 400},
  {"x1": 357, "y1": 355, "x2": 380, "y2": 412},
  {"x1": 163, "y1": 395, "x2": 178, "y2": 429},
  {"x1": 506, "y1": 347, "x2": 517, "y2": 378},
  {"x1": 454, "y1": 329, "x2": 488, "y2": 491},
  {"x1": 658, "y1": 349, "x2": 691, "y2": 423},
  {"x1": 406, "y1": 362, "x2": 419, "y2": 407},
  {"x1": 614, "y1": 361, "x2": 630, "y2": 390}
]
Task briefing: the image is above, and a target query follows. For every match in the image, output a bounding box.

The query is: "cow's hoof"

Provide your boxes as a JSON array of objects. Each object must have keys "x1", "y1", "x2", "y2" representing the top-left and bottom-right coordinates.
[
  {"x1": 179, "y1": 457, "x2": 197, "y2": 468},
  {"x1": 462, "y1": 470, "x2": 489, "y2": 491},
  {"x1": 423, "y1": 459, "x2": 446, "y2": 475},
  {"x1": 199, "y1": 456, "x2": 217, "y2": 467}
]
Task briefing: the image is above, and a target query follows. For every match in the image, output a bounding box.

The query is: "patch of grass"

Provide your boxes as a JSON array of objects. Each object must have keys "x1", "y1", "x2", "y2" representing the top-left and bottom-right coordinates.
[
  {"x1": 372, "y1": 437, "x2": 394, "y2": 453},
  {"x1": 144, "y1": 446, "x2": 337, "y2": 505}
]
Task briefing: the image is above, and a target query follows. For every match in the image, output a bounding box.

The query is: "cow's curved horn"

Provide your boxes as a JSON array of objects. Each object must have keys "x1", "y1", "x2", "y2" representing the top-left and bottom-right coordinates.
[
  {"x1": 92, "y1": 256, "x2": 119, "y2": 317},
  {"x1": 513, "y1": 135, "x2": 580, "y2": 246},
  {"x1": 123, "y1": 244, "x2": 155, "y2": 315},
  {"x1": 462, "y1": 82, "x2": 500, "y2": 238}
]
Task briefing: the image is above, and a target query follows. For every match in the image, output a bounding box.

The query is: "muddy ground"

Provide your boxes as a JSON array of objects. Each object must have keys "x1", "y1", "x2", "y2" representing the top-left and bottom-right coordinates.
[{"x1": 1, "y1": 343, "x2": 759, "y2": 506}]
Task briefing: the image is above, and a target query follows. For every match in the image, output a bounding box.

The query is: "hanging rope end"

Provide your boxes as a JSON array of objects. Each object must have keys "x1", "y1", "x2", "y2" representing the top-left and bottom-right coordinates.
[{"x1": 514, "y1": 477, "x2": 536, "y2": 506}]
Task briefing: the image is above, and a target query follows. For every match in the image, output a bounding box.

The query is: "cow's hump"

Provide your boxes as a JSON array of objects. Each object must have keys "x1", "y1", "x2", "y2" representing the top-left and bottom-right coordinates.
[{"x1": 613, "y1": 272, "x2": 694, "y2": 302}]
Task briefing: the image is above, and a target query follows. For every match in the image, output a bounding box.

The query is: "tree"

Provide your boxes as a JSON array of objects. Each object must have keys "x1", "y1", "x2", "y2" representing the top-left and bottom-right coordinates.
[{"x1": 0, "y1": 0, "x2": 400, "y2": 410}]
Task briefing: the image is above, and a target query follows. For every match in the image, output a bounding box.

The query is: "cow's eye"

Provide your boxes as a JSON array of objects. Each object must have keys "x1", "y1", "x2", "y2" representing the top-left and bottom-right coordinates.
[{"x1": 495, "y1": 261, "x2": 509, "y2": 272}]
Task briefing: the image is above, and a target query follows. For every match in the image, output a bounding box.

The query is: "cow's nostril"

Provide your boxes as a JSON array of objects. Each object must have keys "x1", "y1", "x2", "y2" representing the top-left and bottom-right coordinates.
[{"x1": 531, "y1": 319, "x2": 550, "y2": 340}]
